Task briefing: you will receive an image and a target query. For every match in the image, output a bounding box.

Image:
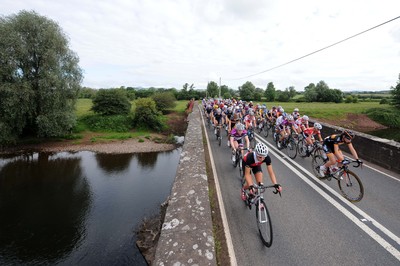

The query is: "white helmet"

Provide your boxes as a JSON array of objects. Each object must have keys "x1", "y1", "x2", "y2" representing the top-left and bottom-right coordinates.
[
  {"x1": 236, "y1": 123, "x2": 245, "y2": 131},
  {"x1": 302, "y1": 115, "x2": 309, "y2": 121},
  {"x1": 255, "y1": 142, "x2": 269, "y2": 157},
  {"x1": 287, "y1": 115, "x2": 294, "y2": 121},
  {"x1": 314, "y1": 123, "x2": 322, "y2": 130},
  {"x1": 294, "y1": 108, "x2": 299, "y2": 112}
]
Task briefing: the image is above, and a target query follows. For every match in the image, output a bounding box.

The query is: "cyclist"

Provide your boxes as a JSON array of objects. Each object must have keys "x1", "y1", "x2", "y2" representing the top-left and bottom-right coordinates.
[
  {"x1": 213, "y1": 108, "x2": 224, "y2": 135},
  {"x1": 241, "y1": 142, "x2": 282, "y2": 200},
  {"x1": 244, "y1": 110, "x2": 257, "y2": 130},
  {"x1": 230, "y1": 123, "x2": 250, "y2": 163},
  {"x1": 292, "y1": 108, "x2": 301, "y2": 120},
  {"x1": 304, "y1": 122, "x2": 323, "y2": 144},
  {"x1": 318, "y1": 130, "x2": 362, "y2": 176}
]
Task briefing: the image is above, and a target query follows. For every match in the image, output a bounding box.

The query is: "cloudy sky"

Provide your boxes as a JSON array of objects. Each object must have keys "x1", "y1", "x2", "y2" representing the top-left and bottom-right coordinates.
[{"x1": 2, "y1": 0, "x2": 400, "y2": 91}]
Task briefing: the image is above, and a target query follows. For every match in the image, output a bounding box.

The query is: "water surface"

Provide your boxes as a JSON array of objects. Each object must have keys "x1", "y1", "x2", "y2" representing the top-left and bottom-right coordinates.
[{"x1": 0, "y1": 148, "x2": 181, "y2": 265}]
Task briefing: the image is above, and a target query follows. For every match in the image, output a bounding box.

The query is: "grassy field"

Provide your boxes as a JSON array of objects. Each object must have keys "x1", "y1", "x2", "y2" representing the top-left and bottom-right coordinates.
[{"x1": 255, "y1": 101, "x2": 392, "y2": 120}]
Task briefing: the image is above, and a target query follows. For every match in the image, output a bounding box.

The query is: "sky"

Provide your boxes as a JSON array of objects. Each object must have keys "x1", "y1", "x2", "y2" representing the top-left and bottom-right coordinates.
[{"x1": 2, "y1": 0, "x2": 400, "y2": 91}]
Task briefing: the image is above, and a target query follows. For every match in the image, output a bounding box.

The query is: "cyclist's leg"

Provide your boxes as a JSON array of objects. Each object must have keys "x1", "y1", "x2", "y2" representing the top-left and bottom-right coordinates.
[{"x1": 253, "y1": 167, "x2": 263, "y2": 185}]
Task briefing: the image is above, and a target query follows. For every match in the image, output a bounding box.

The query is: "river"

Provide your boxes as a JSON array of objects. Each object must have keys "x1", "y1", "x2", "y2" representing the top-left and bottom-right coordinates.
[{"x1": 0, "y1": 148, "x2": 181, "y2": 265}]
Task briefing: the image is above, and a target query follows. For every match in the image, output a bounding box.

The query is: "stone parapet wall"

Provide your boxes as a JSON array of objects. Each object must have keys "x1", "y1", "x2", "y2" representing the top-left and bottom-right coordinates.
[
  {"x1": 153, "y1": 106, "x2": 217, "y2": 265},
  {"x1": 311, "y1": 121, "x2": 400, "y2": 174}
]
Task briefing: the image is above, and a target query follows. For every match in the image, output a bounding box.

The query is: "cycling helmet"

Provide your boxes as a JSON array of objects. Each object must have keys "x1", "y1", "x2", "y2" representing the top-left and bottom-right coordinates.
[
  {"x1": 294, "y1": 108, "x2": 299, "y2": 112},
  {"x1": 216, "y1": 108, "x2": 222, "y2": 115},
  {"x1": 313, "y1": 123, "x2": 322, "y2": 130},
  {"x1": 342, "y1": 130, "x2": 355, "y2": 140},
  {"x1": 248, "y1": 110, "x2": 254, "y2": 116},
  {"x1": 279, "y1": 108, "x2": 284, "y2": 113},
  {"x1": 302, "y1": 115, "x2": 309, "y2": 121},
  {"x1": 236, "y1": 123, "x2": 245, "y2": 131},
  {"x1": 213, "y1": 104, "x2": 219, "y2": 109},
  {"x1": 287, "y1": 115, "x2": 294, "y2": 121},
  {"x1": 281, "y1": 112, "x2": 287, "y2": 118},
  {"x1": 255, "y1": 142, "x2": 269, "y2": 157}
]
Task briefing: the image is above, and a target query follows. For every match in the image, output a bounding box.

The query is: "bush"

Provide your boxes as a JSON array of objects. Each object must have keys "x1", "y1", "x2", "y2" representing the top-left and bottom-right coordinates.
[
  {"x1": 345, "y1": 95, "x2": 353, "y2": 103},
  {"x1": 365, "y1": 108, "x2": 400, "y2": 128},
  {"x1": 133, "y1": 98, "x2": 165, "y2": 131},
  {"x1": 380, "y1": 98, "x2": 389, "y2": 104},
  {"x1": 81, "y1": 114, "x2": 132, "y2": 132},
  {"x1": 91, "y1": 89, "x2": 131, "y2": 115},
  {"x1": 151, "y1": 92, "x2": 176, "y2": 113}
]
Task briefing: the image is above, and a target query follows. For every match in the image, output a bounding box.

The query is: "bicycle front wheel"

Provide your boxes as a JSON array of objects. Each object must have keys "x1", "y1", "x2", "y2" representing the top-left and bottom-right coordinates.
[
  {"x1": 238, "y1": 157, "x2": 244, "y2": 179},
  {"x1": 256, "y1": 198, "x2": 273, "y2": 247},
  {"x1": 286, "y1": 138, "x2": 297, "y2": 159},
  {"x1": 263, "y1": 124, "x2": 270, "y2": 138},
  {"x1": 338, "y1": 170, "x2": 364, "y2": 202},
  {"x1": 297, "y1": 139, "x2": 308, "y2": 157},
  {"x1": 312, "y1": 155, "x2": 326, "y2": 179}
]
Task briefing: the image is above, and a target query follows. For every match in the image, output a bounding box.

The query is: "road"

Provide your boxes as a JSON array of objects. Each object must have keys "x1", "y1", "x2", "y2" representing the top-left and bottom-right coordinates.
[{"x1": 203, "y1": 118, "x2": 400, "y2": 266}]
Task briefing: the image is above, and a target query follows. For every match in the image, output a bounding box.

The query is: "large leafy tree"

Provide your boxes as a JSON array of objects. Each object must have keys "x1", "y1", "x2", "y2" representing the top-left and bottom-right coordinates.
[
  {"x1": 207, "y1": 81, "x2": 219, "y2": 98},
  {"x1": 265, "y1": 82, "x2": 276, "y2": 101},
  {"x1": 91, "y1": 89, "x2": 131, "y2": 115},
  {"x1": 391, "y1": 73, "x2": 400, "y2": 109},
  {"x1": 0, "y1": 11, "x2": 82, "y2": 144},
  {"x1": 239, "y1": 81, "x2": 256, "y2": 101}
]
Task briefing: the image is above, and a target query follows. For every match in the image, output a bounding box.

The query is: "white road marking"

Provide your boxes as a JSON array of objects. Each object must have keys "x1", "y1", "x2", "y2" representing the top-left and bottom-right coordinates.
[{"x1": 255, "y1": 135, "x2": 400, "y2": 261}]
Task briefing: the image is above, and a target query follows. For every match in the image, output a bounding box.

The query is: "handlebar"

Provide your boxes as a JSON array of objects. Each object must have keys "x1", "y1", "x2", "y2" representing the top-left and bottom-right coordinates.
[
  {"x1": 254, "y1": 183, "x2": 282, "y2": 197},
  {"x1": 342, "y1": 159, "x2": 363, "y2": 168}
]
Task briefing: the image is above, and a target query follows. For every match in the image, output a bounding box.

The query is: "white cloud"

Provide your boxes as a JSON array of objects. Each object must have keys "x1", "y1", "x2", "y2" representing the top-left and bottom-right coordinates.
[{"x1": 2, "y1": 0, "x2": 400, "y2": 91}]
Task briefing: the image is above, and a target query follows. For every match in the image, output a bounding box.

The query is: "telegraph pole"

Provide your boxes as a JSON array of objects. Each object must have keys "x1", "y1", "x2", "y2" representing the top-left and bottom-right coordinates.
[{"x1": 218, "y1": 77, "x2": 221, "y2": 99}]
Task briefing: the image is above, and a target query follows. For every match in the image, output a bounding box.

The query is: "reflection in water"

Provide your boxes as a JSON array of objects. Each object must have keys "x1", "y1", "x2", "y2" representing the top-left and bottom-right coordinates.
[
  {"x1": 95, "y1": 153, "x2": 134, "y2": 173},
  {"x1": 0, "y1": 148, "x2": 181, "y2": 265},
  {"x1": 0, "y1": 152, "x2": 90, "y2": 265},
  {"x1": 136, "y1": 152, "x2": 158, "y2": 169}
]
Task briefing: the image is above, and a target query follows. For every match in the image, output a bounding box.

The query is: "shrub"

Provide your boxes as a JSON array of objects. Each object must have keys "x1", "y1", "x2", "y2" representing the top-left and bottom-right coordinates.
[
  {"x1": 151, "y1": 92, "x2": 177, "y2": 113},
  {"x1": 81, "y1": 114, "x2": 132, "y2": 132},
  {"x1": 365, "y1": 108, "x2": 400, "y2": 128},
  {"x1": 380, "y1": 98, "x2": 389, "y2": 104},
  {"x1": 91, "y1": 89, "x2": 131, "y2": 115},
  {"x1": 133, "y1": 98, "x2": 165, "y2": 131}
]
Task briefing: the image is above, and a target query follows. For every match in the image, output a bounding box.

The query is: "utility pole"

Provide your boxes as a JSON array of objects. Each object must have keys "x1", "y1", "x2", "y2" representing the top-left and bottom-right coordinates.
[{"x1": 218, "y1": 77, "x2": 221, "y2": 99}]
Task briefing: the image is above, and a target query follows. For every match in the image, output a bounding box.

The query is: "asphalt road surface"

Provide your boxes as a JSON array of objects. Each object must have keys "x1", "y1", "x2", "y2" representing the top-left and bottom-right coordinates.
[{"x1": 203, "y1": 117, "x2": 400, "y2": 266}]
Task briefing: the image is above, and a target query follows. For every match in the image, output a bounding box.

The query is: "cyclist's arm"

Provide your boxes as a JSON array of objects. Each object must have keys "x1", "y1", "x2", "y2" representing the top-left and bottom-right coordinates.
[
  {"x1": 244, "y1": 135, "x2": 250, "y2": 149},
  {"x1": 347, "y1": 143, "x2": 359, "y2": 160},
  {"x1": 266, "y1": 164, "x2": 282, "y2": 191}
]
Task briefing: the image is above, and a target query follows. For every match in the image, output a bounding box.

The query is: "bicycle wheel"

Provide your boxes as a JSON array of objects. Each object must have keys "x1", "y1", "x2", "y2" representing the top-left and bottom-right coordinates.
[
  {"x1": 297, "y1": 139, "x2": 308, "y2": 157},
  {"x1": 263, "y1": 123, "x2": 270, "y2": 138},
  {"x1": 250, "y1": 137, "x2": 256, "y2": 149},
  {"x1": 256, "y1": 198, "x2": 273, "y2": 247},
  {"x1": 238, "y1": 157, "x2": 244, "y2": 179},
  {"x1": 338, "y1": 170, "x2": 364, "y2": 202},
  {"x1": 312, "y1": 155, "x2": 326, "y2": 179},
  {"x1": 286, "y1": 138, "x2": 297, "y2": 159}
]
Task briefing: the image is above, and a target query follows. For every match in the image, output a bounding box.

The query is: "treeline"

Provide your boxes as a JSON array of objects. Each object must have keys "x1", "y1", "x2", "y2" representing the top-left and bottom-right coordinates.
[{"x1": 79, "y1": 83, "x2": 207, "y2": 101}]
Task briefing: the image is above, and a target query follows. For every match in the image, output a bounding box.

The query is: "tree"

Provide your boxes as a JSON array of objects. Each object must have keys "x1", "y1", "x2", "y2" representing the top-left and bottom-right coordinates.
[
  {"x1": 0, "y1": 10, "x2": 83, "y2": 143},
  {"x1": 91, "y1": 89, "x2": 131, "y2": 115},
  {"x1": 391, "y1": 73, "x2": 400, "y2": 109},
  {"x1": 239, "y1": 81, "x2": 256, "y2": 101},
  {"x1": 207, "y1": 81, "x2": 219, "y2": 98},
  {"x1": 265, "y1": 82, "x2": 276, "y2": 101},
  {"x1": 151, "y1": 91, "x2": 177, "y2": 113},
  {"x1": 133, "y1": 98, "x2": 164, "y2": 131}
]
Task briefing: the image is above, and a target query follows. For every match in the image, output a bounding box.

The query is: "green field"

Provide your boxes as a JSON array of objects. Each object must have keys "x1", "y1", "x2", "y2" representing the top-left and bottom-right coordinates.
[{"x1": 255, "y1": 101, "x2": 391, "y2": 120}]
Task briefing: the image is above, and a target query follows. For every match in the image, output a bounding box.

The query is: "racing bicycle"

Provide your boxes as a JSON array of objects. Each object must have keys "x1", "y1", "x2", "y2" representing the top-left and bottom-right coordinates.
[
  {"x1": 241, "y1": 183, "x2": 281, "y2": 247},
  {"x1": 312, "y1": 158, "x2": 364, "y2": 202}
]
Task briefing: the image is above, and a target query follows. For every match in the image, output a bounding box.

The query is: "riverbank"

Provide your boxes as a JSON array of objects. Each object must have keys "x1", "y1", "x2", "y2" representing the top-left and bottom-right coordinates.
[{"x1": 0, "y1": 135, "x2": 177, "y2": 155}]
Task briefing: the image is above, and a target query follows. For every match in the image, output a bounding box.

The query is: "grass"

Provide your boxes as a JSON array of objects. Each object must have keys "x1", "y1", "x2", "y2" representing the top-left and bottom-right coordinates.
[
  {"x1": 254, "y1": 101, "x2": 392, "y2": 120},
  {"x1": 73, "y1": 99, "x2": 189, "y2": 142}
]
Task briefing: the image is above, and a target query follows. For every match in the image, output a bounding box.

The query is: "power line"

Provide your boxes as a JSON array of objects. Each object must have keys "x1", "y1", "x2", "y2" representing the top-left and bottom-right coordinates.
[{"x1": 227, "y1": 15, "x2": 400, "y2": 81}]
